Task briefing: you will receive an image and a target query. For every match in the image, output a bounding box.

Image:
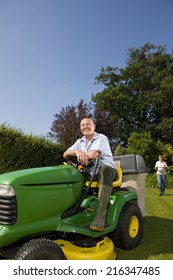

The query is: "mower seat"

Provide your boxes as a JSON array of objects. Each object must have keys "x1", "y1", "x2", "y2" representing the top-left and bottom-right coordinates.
[{"x1": 84, "y1": 166, "x2": 122, "y2": 188}]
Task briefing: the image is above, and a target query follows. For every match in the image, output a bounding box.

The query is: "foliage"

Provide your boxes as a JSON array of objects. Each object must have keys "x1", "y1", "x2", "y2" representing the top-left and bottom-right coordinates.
[
  {"x1": 49, "y1": 43, "x2": 173, "y2": 153},
  {"x1": 48, "y1": 99, "x2": 93, "y2": 149},
  {"x1": 126, "y1": 131, "x2": 158, "y2": 172},
  {"x1": 113, "y1": 144, "x2": 127, "y2": 156},
  {"x1": 49, "y1": 99, "x2": 116, "y2": 150},
  {"x1": 162, "y1": 144, "x2": 173, "y2": 173},
  {"x1": 117, "y1": 130, "x2": 173, "y2": 174},
  {"x1": 92, "y1": 43, "x2": 173, "y2": 147},
  {"x1": 146, "y1": 173, "x2": 173, "y2": 188},
  {"x1": 93, "y1": 108, "x2": 117, "y2": 147},
  {"x1": 0, "y1": 124, "x2": 63, "y2": 174}
]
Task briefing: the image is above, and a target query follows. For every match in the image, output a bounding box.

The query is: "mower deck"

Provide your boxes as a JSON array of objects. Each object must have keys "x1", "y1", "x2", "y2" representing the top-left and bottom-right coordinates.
[{"x1": 55, "y1": 237, "x2": 116, "y2": 260}]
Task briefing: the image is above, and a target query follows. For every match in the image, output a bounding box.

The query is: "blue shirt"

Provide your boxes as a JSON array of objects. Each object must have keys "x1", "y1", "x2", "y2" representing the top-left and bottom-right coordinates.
[{"x1": 68, "y1": 132, "x2": 115, "y2": 174}]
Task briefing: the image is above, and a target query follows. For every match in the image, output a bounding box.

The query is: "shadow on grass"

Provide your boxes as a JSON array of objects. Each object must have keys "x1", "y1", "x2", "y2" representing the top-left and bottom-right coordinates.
[{"x1": 115, "y1": 216, "x2": 173, "y2": 260}]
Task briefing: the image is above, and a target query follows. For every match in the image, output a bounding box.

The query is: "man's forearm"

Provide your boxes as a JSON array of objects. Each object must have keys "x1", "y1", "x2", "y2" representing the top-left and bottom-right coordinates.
[
  {"x1": 63, "y1": 150, "x2": 77, "y2": 159},
  {"x1": 86, "y1": 150, "x2": 99, "y2": 159}
]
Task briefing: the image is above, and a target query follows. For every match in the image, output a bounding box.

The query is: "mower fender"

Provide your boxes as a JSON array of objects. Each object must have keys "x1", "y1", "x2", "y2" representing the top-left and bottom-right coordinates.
[{"x1": 106, "y1": 192, "x2": 138, "y2": 231}]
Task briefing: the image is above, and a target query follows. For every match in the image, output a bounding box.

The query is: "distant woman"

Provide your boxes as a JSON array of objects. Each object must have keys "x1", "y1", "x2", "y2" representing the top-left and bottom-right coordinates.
[{"x1": 154, "y1": 155, "x2": 168, "y2": 196}]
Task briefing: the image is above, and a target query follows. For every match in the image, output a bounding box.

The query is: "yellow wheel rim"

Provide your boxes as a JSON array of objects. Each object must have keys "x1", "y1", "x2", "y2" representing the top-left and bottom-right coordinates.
[{"x1": 129, "y1": 215, "x2": 139, "y2": 238}]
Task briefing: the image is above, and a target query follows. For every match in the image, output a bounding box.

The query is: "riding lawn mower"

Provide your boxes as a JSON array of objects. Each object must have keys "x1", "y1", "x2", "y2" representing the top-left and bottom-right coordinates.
[{"x1": 0, "y1": 154, "x2": 147, "y2": 260}]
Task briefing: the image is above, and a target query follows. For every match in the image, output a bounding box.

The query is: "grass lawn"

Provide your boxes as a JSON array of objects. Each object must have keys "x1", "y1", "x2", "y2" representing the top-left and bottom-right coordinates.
[
  {"x1": 0, "y1": 187, "x2": 172, "y2": 260},
  {"x1": 115, "y1": 188, "x2": 173, "y2": 260}
]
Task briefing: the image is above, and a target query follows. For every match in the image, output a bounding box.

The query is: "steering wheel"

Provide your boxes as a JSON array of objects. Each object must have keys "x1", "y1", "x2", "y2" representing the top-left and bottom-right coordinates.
[{"x1": 67, "y1": 155, "x2": 95, "y2": 171}]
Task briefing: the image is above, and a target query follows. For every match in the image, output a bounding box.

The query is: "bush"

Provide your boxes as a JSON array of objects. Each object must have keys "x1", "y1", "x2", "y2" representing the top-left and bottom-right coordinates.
[
  {"x1": 0, "y1": 124, "x2": 63, "y2": 174},
  {"x1": 146, "y1": 173, "x2": 173, "y2": 188}
]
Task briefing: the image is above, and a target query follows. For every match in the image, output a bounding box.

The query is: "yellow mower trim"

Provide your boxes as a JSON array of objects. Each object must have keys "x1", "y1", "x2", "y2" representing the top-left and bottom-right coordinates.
[
  {"x1": 55, "y1": 237, "x2": 116, "y2": 260},
  {"x1": 84, "y1": 166, "x2": 122, "y2": 188}
]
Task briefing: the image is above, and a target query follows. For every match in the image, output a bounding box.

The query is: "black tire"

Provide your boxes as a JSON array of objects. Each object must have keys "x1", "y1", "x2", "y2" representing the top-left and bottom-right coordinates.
[
  {"x1": 14, "y1": 238, "x2": 66, "y2": 260},
  {"x1": 110, "y1": 201, "x2": 143, "y2": 250}
]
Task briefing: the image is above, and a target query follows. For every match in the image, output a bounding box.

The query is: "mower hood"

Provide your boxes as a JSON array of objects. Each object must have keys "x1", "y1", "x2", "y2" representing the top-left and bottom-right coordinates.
[{"x1": 0, "y1": 165, "x2": 84, "y2": 187}]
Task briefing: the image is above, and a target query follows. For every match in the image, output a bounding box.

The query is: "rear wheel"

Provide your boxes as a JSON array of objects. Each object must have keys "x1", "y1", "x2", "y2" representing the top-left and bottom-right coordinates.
[
  {"x1": 14, "y1": 238, "x2": 66, "y2": 260},
  {"x1": 110, "y1": 201, "x2": 143, "y2": 250}
]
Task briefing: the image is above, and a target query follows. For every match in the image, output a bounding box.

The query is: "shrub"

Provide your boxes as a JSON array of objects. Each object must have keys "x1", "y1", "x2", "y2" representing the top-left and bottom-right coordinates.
[
  {"x1": 0, "y1": 124, "x2": 63, "y2": 174},
  {"x1": 146, "y1": 173, "x2": 173, "y2": 189}
]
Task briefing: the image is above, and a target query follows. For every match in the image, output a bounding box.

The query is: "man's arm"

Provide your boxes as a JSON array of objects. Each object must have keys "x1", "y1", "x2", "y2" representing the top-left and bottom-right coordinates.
[
  {"x1": 86, "y1": 150, "x2": 100, "y2": 159},
  {"x1": 63, "y1": 149, "x2": 99, "y2": 165},
  {"x1": 63, "y1": 149, "x2": 88, "y2": 165},
  {"x1": 63, "y1": 149, "x2": 77, "y2": 159}
]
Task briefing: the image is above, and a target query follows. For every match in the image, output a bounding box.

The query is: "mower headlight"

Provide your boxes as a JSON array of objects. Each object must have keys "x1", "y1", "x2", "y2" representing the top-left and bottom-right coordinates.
[{"x1": 0, "y1": 184, "x2": 15, "y2": 197}]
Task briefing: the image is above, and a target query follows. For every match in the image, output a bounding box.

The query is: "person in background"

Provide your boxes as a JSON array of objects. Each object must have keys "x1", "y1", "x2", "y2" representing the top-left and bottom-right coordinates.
[
  {"x1": 63, "y1": 117, "x2": 116, "y2": 232},
  {"x1": 154, "y1": 155, "x2": 168, "y2": 196}
]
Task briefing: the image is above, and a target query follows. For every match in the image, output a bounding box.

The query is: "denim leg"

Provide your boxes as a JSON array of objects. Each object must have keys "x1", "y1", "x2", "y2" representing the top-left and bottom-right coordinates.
[
  {"x1": 157, "y1": 174, "x2": 162, "y2": 194},
  {"x1": 161, "y1": 175, "x2": 166, "y2": 193},
  {"x1": 157, "y1": 174, "x2": 162, "y2": 187}
]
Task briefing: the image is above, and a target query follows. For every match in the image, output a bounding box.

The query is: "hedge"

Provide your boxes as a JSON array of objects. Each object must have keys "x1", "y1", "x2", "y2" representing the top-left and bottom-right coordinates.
[
  {"x1": 0, "y1": 124, "x2": 63, "y2": 174},
  {"x1": 2, "y1": 124, "x2": 173, "y2": 188},
  {"x1": 146, "y1": 173, "x2": 173, "y2": 188}
]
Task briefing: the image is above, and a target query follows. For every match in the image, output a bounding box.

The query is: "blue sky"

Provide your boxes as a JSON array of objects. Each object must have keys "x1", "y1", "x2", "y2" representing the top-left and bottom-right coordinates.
[{"x1": 0, "y1": 0, "x2": 173, "y2": 137}]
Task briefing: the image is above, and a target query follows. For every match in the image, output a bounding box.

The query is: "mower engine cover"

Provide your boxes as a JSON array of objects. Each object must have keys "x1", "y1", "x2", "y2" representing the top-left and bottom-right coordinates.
[{"x1": 0, "y1": 164, "x2": 84, "y2": 247}]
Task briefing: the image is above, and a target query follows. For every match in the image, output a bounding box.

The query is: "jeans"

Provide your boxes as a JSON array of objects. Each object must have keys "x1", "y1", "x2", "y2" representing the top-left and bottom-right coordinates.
[{"x1": 157, "y1": 174, "x2": 166, "y2": 194}]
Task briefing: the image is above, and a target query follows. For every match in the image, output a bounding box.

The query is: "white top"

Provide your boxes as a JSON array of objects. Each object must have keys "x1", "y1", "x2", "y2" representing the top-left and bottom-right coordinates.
[
  {"x1": 68, "y1": 132, "x2": 115, "y2": 175},
  {"x1": 155, "y1": 160, "x2": 168, "y2": 175}
]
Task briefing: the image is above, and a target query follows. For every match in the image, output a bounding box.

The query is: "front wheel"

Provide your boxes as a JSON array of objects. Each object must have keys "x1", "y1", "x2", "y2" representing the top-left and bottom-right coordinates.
[
  {"x1": 110, "y1": 201, "x2": 143, "y2": 250},
  {"x1": 14, "y1": 238, "x2": 66, "y2": 260}
]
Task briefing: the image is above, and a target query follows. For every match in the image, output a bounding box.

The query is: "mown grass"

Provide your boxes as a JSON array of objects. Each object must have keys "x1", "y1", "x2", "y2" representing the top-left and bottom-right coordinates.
[{"x1": 115, "y1": 188, "x2": 173, "y2": 260}]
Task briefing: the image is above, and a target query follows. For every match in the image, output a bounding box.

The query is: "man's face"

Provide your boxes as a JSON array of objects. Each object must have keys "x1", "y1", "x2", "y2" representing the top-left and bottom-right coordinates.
[{"x1": 80, "y1": 118, "x2": 95, "y2": 137}]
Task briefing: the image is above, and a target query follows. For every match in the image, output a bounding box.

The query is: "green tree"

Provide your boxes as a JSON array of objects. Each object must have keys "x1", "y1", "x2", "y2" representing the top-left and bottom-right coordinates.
[
  {"x1": 92, "y1": 43, "x2": 173, "y2": 146},
  {"x1": 126, "y1": 131, "x2": 158, "y2": 172},
  {"x1": 93, "y1": 108, "x2": 117, "y2": 148},
  {"x1": 126, "y1": 131, "x2": 173, "y2": 174},
  {"x1": 113, "y1": 144, "x2": 126, "y2": 156},
  {"x1": 160, "y1": 143, "x2": 173, "y2": 173}
]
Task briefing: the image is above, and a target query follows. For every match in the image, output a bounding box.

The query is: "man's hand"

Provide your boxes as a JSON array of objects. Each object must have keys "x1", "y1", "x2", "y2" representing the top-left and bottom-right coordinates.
[
  {"x1": 63, "y1": 149, "x2": 99, "y2": 165},
  {"x1": 75, "y1": 150, "x2": 89, "y2": 165}
]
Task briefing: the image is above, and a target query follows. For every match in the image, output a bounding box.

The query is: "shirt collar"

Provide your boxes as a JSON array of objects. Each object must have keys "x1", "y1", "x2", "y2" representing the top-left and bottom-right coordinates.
[{"x1": 81, "y1": 132, "x2": 99, "y2": 142}]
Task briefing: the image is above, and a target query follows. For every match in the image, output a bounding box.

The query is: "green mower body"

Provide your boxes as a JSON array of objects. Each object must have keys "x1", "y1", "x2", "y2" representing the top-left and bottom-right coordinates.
[{"x1": 0, "y1": 154, "x2": 147, "y2": 259}]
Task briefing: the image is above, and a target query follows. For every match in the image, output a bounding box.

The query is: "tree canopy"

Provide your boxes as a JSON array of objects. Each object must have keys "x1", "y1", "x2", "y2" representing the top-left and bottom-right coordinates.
[
  {"x1": 49, "y1": 99, "x2": 115, "y2": 149},
  {"x1": 49, "y1": 42, "x2": 173, "y2": 162},
  {"x1": 92, "y1": 43, "x2": 173, "y2": 147},
  {"x1": 49, "y1": 100, "x2": 92, "y2": 149}
]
